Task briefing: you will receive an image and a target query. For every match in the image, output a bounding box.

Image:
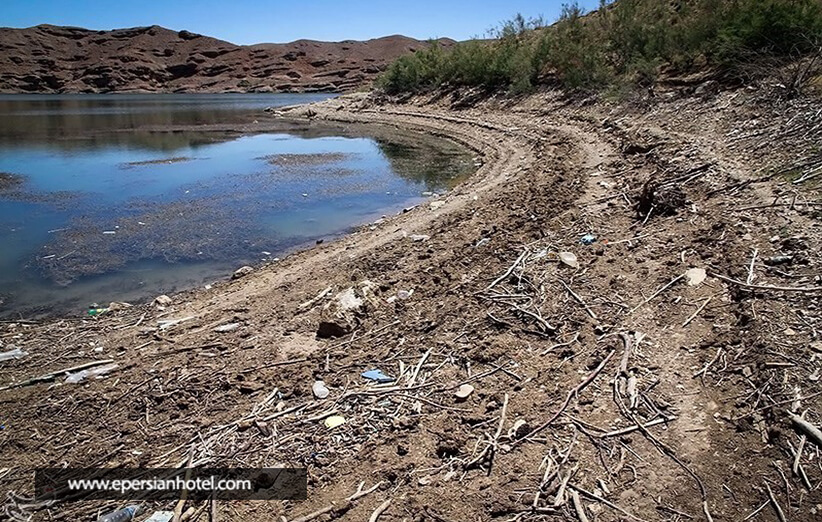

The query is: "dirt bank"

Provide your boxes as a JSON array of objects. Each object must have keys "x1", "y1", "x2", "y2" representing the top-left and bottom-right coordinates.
[{"x1": 1, "y1": 86, "x2": 821, "y2": 521}]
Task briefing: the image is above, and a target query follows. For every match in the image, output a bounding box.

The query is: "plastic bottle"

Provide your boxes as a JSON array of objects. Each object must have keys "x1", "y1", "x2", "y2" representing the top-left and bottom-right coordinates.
[{"x1": 98, "y1": 505, "x2": 141, "y2": 522}]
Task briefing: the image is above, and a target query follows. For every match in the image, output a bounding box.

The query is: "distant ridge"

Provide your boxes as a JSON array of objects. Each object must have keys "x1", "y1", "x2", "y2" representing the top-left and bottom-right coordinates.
[{"x1": 0, "y1": 24, "x2": 454, "y2": 93}]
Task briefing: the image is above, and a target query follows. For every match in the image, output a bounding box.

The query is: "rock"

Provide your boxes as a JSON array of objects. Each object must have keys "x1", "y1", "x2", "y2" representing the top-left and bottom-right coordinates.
[
  {"x1": 108, "y1": 301, "x2": 132, "y2": 310},
  {"x1": 429, "y1": 201, "x2": 445, "y2": 210},
  {"x1": 409, "y1": 234, "x2": 430, "y2": 242},
  {"x1": 312, "y1": 380, "x2": 330, "y2": 399},
  {"x1": 684, "y1": 267, "x2": 707, "y2": 286},
  {"x1": 232, "y1": 266, "x2": 254, "y2": 279},
  {"x1": 154, "y1": 295, "x2": 172, "y2": 307}
]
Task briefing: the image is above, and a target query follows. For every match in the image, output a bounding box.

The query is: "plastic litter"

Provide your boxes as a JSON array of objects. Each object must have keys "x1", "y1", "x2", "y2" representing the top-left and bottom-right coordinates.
[
  {"x1": 558, "y1": 251, "x2": 579, "y2": 268},
  {"x1": 157, "y1": 316, "x2": 194, "y2": 330},
  {"x1": 97, "y1": 505, "x2": 140, "y2": 522},
  {"x1": 0, "y1": 346, "x2": 28, "y2": 362},
  {"x1": 312, "y1": 380, "x2": 330, "y2": 399},
  {"x1": 475, "y1": 238, "x2": 490, "y2": 248},
  {"x1": 764, "y1": 255, "x2": 793, "y2": 266},
  {"x1": 581, "y1": 234, "x2": 597, "y2": 245},
  {"x1": 324, "y1": 415, "x2": 346, "y2": 429},
  {"x1": 684, "y1": 268, "x2": 707, "y2": 286},
  {"x1": 88, "y1": 304, "x2": 109, "y2": 316},
  {"x1": 154, "y1": 295, "x2": 172, "y2": 307},
  {"x1": 361, "y1": 369, "x2": 394, "y2": 383},
  {"x1": 66, "y1": 363, "x2": 119, "y2": 384},
  {"x1": 143, "y1": 512, "x2": 174, "y2": 522},
  {"x1": 214, "y1": 323, "x2": 240, "y2": 333},
  {"x1": 455, "y1": 384, "x2": 474, "y2": 400},
  {"x1": 397, "y1": 289, "x2": 414, "y2": 300}
]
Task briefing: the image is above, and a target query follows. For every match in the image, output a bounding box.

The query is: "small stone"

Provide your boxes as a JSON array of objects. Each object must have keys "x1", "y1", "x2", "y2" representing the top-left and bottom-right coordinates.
[{"x1": 409, "y1": 234, "x2": 430, "y2": 242}]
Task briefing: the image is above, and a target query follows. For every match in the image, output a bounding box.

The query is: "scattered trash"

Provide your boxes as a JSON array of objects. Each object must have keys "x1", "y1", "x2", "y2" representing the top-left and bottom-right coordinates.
[
  {"x1": 532, "y1": 248, "x2": 550, "y2": 260},
  {"x1": 66, "y1": 363, "x2": 119, "y2": 384},
  {"x1": 214, "y1": 323, "x2": 240, "y2": 333},
  {"x1": 508, "y1": 419, "x2": 531, "y2": 439},
  {"x1": 97, "y1": 504, "x2": 141, "y2": 522},
  {"x1": 302, "y1": 193, "x2": 309, "y2": 198},
  {"x1": 88, "y1": 304, "x2": 109, "y2": 316},
  {"x1": 317, "y1": 288, "x2": 365, "y2": 338},
  {"x1": 684, "y1": 268, "x2": 707, "y2": 286},
  {"x1": 0, "y1": 346, "x2": 27, "y2": 362},
  {"x1": 455, "y1": 384, "x2": 474, "y2": 400},
  {"x1": 475, "y1": 238, "x2": 490, "y2": 248},
  {"x1": 581, "y1": 234, "x2": 597, "y2": 245},
  {"x1": 324, "y1": 415, "x2": 346, "y2": 429},
  {"x1": 232, "y1": 266, "x2": 254, "y2": 279},
  {"x1": 312, "y1": 380, "x2": 330, "y2": 399},
  {"x1": 157, "y1": 316, "x2": 195, "y2": 330},
  {"x1": 764, "y1": 255, "x2": 793, "y2": 266},
  {"x1": 143, "y1": 511, "x2": 174, "y2": 522},
  {"x1": 397, "y1": 289, "x2": 414, "y2": 300},
  {"x1": 362, "y1": 369, "x2": 394, "y2": 383},
  {"x1": 154, "y1": 295, "x2": 172, "y2": 307},
  {"x1": 261, "y1": 251, "x2": 272, "y2": 256},
  {"x1": 409, "y1": 234, "x2": 430, "y2": 242},
  {"x1": 102, "y1": 230, "x2": 116, "y2": 235},
  {"x1": 558, "y1": 251, "x2": 579, "y2": 268},
  {"x1": 337, "y1": 288, "x2": 363, "y2": 310}
]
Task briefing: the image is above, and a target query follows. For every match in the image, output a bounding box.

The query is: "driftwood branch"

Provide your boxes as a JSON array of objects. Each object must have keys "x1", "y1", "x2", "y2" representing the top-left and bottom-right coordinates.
[{"x1": 512, "y1": 350, "x2": 615, "y2": 448}]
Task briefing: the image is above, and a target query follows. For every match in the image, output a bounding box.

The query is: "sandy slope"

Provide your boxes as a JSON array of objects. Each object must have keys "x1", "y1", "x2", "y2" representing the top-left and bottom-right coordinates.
[{"x1": 0, "y1": 86, "x2": 821, "y2": 521}]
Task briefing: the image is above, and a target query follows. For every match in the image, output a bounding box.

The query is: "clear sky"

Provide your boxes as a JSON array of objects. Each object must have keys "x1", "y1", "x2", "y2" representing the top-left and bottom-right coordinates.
[{"x1": 1, "y1": 0, "x2": 604, "y2": 44}]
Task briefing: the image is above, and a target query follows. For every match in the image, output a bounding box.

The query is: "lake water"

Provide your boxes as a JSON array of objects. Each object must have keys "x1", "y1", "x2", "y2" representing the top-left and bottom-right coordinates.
[{"x1": 0, "y1": 94, "x2": 474, "y2": 317}]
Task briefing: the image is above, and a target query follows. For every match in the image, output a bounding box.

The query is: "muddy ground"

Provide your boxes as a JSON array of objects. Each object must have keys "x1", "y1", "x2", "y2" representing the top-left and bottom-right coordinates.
[{"x1": 0, "y1": 84, "x2": 821, "y2": 522}]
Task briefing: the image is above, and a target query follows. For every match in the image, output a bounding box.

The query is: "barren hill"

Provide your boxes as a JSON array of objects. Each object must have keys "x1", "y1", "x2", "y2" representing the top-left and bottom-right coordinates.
[{"x1": 0, "y1": 24, "x2": 452, "y2": 93}]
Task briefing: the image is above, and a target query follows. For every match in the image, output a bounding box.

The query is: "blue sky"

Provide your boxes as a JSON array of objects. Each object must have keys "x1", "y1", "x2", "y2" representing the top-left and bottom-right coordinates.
[{"x1": 1, "y1": 0, "x2": 604, "y2": 44}]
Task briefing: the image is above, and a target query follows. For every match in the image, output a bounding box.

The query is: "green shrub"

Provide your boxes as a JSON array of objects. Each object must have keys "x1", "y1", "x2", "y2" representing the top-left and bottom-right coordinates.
[{"x1": 378, "y1": 0, "x2": 822, "y2": 94}]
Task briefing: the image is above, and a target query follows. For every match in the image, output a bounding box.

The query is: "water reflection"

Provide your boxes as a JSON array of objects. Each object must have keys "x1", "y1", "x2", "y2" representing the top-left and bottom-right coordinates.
[{"x1": 0, "y1": 94, "x2": 474, "y2": 317}]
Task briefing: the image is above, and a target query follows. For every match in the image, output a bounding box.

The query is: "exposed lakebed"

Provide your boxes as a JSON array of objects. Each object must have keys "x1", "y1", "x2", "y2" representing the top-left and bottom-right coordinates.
[{"x1": 0, "y1": 94, "x2": 475, "y2": 317}]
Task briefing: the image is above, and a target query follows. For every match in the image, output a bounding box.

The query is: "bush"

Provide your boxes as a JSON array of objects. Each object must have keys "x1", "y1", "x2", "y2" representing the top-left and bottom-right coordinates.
[{"x1": 378, "y1": 0, "x2": 822, "y2": 94}]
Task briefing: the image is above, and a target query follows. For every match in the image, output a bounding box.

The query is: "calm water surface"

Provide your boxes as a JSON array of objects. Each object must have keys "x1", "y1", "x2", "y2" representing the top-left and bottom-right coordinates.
[{"x1": 0, "y1": 94, "x2": 474, "y2": 317}]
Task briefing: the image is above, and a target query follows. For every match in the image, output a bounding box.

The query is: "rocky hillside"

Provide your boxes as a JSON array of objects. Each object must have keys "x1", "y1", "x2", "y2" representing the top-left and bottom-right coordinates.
[{"x1": 0, "y1": 24, "x2": 452, "y2": 93}]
